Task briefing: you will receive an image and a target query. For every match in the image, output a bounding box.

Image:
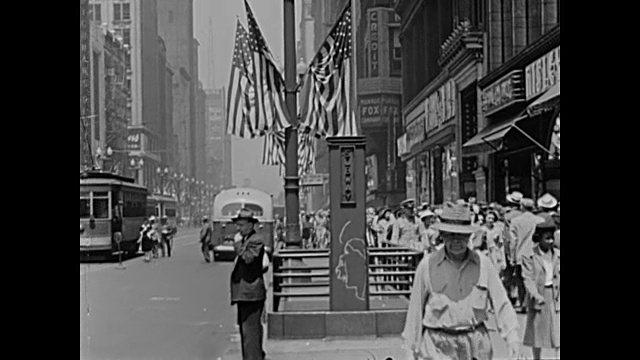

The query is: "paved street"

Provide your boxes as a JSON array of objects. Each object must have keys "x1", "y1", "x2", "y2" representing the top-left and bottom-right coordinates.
[
  {"x1": 80, "y1": 227, "x2": 240, "y2": 360},
  {"x1": 81, "y1": 231, "x2": 558, "y2": 360}
]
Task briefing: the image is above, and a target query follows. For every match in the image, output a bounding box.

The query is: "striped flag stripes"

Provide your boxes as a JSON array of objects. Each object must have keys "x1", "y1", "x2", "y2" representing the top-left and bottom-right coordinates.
[
  {"x1": 244, "y1": 0, "x2": 291, "y2": 135},
  {"x1": 225, "y1": 20, "x2": 256, "y2": 138},
  {"x1": 299, "y1": 4, "x2": 358, "y2": 138},
  {"x1": 261, "y1": 130, "x2": 317, "y2": 177}
]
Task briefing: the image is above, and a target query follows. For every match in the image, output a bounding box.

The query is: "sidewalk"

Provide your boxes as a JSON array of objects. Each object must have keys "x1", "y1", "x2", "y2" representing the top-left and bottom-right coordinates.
[
  {"x1": 223, "y1": 336, "x2": 406, "y2": 360},
  {"x1": 222, "y1": 313, "x2": 559, "y2": 360}
]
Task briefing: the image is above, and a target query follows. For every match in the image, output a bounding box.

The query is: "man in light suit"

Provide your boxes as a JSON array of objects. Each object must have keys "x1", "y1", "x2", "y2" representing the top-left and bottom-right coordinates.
[{"x1": 509, "y1": 198, "x2": 545, "y2": 312}]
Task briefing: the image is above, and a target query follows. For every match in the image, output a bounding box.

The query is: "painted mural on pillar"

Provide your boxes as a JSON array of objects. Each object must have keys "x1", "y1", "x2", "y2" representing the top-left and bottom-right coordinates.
[{"x1": 334, "y1": 220, "x2": 367, "y2": 301}]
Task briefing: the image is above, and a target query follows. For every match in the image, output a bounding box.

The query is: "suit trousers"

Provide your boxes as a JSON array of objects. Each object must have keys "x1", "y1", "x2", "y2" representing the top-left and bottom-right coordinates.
[{"x1": 236, "y1": 301, "x2": 266, "y2": 360}]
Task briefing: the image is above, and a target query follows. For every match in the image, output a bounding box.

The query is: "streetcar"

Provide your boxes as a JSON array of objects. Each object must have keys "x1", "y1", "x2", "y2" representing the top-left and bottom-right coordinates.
[
  {"x1": 147, "y1": 194, "x2": 178, "y2": 226},
  {"x1": 211, "y1": 187, "x2": 274, "y2": 261},
  {"x1": 80, "y1": 171, "x2": 147, "y2": 255}
]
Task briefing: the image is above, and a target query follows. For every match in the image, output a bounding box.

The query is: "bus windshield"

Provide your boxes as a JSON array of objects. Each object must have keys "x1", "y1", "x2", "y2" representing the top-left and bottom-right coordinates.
[{"x1": 221, "y1": 203, "x2": 264, "y2": 217}]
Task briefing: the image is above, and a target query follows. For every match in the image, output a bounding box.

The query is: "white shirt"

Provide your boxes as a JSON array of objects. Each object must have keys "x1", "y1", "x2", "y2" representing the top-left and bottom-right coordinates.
[{"x1": 542, "y1": 255, "x2": 554, "y2": 286}]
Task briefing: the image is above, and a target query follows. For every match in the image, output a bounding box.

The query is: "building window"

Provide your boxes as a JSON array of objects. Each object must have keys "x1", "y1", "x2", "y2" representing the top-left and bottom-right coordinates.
[
  {"x1": 91, "y1": 4, "x2": 102, "y2": 22},
  {"x1": 471, "y1": 0, "x2": 485, "y2": 30},
  {"x1": 114, "y1": 3, "x2": 122, "y2": 21},
  {"x1": 123, "y1": 28, "x2": 131, "y2": 46},
  {"x1": 123, "y1": 3, "x2": 130, "y2": 20}
]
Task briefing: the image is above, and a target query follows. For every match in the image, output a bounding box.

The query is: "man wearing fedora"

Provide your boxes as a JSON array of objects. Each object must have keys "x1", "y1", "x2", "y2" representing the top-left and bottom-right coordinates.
[
  {"x1": 535, "y1": 193, "x2": 559, "y2": 223},
  {"x1": 230, "y1": 208, "x2": 268, "y2": 360},
  {"x1": 403, "y1": 203, "x2": 520, "y2": 360},
  {"x1": 509, "y1": 198, "x2": 545, "y2": 313},
  {"x1": 502, "y1": 191, "x2": 524, "y2": 305}
]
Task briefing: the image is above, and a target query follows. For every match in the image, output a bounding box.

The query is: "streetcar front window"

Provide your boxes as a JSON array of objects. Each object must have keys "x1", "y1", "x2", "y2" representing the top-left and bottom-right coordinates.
[
  {"x1": 93, "y1": 198, "x2": 110, "y2": 219},
  {"x1": 79, "y1": 191, "x2": 111, "y2": 219},
  {"x1": 80, "y1": 199, "x2": 90, "y2": 218}
]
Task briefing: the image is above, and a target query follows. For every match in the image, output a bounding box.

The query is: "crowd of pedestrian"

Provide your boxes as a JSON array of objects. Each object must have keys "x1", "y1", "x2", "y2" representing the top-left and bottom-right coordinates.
[
  {"x1": 397, "y1": 191, "x2": 560, "y2": 360},
  {"x1": 138, "y1": 215, "x2": 178, "y2": 262}
]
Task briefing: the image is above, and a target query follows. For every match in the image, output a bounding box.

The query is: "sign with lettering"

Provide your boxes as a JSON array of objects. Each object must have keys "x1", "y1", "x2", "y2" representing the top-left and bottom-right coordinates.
[
  {"x1": 525, "y1": 46, "x2": 560, "y2": 100},
  {"x1": 301, "y1": 173, "x2": 326, "y2": 186},
  {"x1": 424, "y1": 80, "x2": 457, "y2": 133},
  {"x1": 397, "y1": 133, "x2": 408, "y2": 156},
  {"x1": 482, "y1": 70, "x2": 525, "y2": 115},
  {"x1": 358, "y1": 95, "x2": 400, "y2": 125},
  {"x1": 126, "y1": 129, "x2": 142, "y2": 151},
  {"x1": 406, "y1": 119, "x2": 425, "y2": 151},
  {"x1": 341, "y1": 147, "x2": 356, "y2": 205},
  {"x1": 368, "y1": 9, "x2": 379, "y2": 77}
]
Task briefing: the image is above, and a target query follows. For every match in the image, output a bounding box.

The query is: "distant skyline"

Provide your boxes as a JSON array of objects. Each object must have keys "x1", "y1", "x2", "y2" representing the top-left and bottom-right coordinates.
[{"x1": 193, "y1": 0, "x2": 302, "y2": 197}]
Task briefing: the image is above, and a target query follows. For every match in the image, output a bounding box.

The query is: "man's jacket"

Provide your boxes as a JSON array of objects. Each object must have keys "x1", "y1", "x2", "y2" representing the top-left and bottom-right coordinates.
[{"x1": 230, "y1": 230, "x2": 266, "y2": 304}]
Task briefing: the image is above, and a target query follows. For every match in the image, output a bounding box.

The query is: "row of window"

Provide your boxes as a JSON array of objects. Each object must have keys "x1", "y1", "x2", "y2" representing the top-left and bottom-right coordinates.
[{"x1": 89, "y1": 3, "x2": 130, "y2": 23}]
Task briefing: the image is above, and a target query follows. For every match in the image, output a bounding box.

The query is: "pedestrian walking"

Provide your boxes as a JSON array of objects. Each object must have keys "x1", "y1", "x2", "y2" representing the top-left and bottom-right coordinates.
[
  {"x1": 403, "y1": 202, "x2": 520, "y2": 360},
  {"x1": 522, "y1": 218, "x2": 560, "y2": 360},
  {"x1": 418, "y1": 209, "x2": 439, "y2": 253},
  {"x1": 230, "y1": 208, "x2": 268, "y2": 360},
  {"x1": 391, "y1": 206, "x2": 425, "y2": 249},
  {"x1": 483, "y1": 210, "x2": 507, "y2": 274},
  {"x1": 138, "y1": 220, "x2": 154, "y2": 262},
  {"x1": 536, "y1": 193, "x2": 559, "y2": 224},
  {"x1": 200, "y1": 216, "x2": 213, "y2": 263},
  {"x1": 366, "y1": 207, "x2": 379, "y2": 248},
  {"x1": 502, "y1": 191, "x2": 524, "y2": 305},
  {"x1": 509, "y1": 198, "x2": 545, "y2": 313},
  {"x1": 148, "y1": 216, "x2": 161, "y2": 259},
  {"x1": 314, "y1": 210, "x2": 330, "y2": 249},
  {"x1": 160, "y1": 216, "x2": 177, "y2": 257}
]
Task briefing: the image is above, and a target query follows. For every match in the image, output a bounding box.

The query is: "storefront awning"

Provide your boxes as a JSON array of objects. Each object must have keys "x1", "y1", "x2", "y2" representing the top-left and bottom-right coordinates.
[
  {"x1": 463, "y1": 111, "x2": 529, "y2": 150},
  {"x1": 527, "y1": 81, "x2": 560, "y2": 116}
]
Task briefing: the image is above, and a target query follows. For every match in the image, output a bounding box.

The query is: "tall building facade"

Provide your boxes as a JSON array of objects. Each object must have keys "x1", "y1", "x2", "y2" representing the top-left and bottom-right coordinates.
[
  {"x1": 467, "y1": 0, "x2": 560, "y2": 203},
  {"x1": 156, "y1": 0, "x2": 199, "y2": 179},
  {"x1": 395, "y1": 0, "x2": 560, "y2": 205},
  {"x1": 205, "y1": 88, "x2": 232, "y2": 192},
  {"x1": 89, "y1": 0, "x2": 167, "y2": 194},
  {"x1": 195, "y1": 81, "x2": 208, "y2": 185},
  {"x1": 80, "y1": 0, "x2": 92, "y2": 170},
  {"x1": 103, "y1": 28, "x2": 132, "y2": 174}
]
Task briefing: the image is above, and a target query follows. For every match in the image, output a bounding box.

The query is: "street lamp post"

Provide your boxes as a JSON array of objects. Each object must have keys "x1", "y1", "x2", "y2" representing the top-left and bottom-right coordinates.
[
  {"x1": 283, "y1": 0, "x2": 301, "y2": 248},
  {"x1": 129, "y1": 157, "x2": 144, "y2": 184},
  {"x1": 156, "y1": 167, "x2": 169, "y2": 195}
]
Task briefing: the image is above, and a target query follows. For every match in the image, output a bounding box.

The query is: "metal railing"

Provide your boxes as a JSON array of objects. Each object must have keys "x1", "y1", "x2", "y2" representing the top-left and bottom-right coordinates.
[
  {"x1": 271, "y1": 244, "x2": 425, "y2": 312},
  {"x1": 272, "y1": 248, "x2": 330, "y2": 312}
]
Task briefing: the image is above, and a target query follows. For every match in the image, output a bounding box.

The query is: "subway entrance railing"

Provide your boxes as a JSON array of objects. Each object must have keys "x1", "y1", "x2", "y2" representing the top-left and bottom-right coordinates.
[{"x1": 271, "y1": 245, "x2": 424, "y2": 312}]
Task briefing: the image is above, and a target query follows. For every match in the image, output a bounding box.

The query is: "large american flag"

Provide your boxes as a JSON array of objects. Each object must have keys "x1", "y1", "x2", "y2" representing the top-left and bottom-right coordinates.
[
  {"x1": 226, "y1": 20, "x2": 255, "y2": 138},
  {"x1": 244, "y1": 0, "x2": 290, "y2": 135},
  {"x1": 225, "y1": 3, "x2": 291, "y2": 138},
  {"x1": 299, "y1": 4, "x2": 358, "y2": 138}
]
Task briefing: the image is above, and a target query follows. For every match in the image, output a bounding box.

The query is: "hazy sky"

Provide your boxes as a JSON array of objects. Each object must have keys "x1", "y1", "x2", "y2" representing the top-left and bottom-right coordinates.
[{"x1": 193, "y1": 0, "x2": 302, "y2": 197}]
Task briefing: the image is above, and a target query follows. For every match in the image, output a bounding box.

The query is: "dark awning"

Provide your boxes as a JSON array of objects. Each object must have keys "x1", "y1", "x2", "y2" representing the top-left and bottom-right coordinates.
[
  {"x1": 462, "y1": 111, "x2": 529, "y2": 150},
  {"x1": 528, "y1": 81, "x2": 560, "y2": 116}
]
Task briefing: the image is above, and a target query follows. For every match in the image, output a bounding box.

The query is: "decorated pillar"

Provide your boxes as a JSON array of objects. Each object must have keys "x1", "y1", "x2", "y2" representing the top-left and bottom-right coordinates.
[{"x1": 327, "y1": 136, "x2": 369, "y2": 311}]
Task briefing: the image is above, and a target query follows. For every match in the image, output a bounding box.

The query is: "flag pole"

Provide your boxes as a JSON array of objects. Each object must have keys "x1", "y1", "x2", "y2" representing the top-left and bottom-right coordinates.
[
  {"x1": 283, "y1": 0, "x2": 301, "y2": 247},
  {"x1": 352, "y1": 0, "x2": 361, "y2": 136}
]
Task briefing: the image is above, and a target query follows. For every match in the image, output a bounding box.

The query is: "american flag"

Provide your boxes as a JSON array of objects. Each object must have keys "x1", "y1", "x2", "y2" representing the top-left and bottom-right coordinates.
[
  {"x1": 226, "y1": 20, "x2": 255, "y2": 138},
  {"x1": 244, "y1": 0, "x2": 291, "y2": 135},
  {"x1": 299, "y1": 4, "x2": 358, "y2": 138},
  {"x1": 261, "y1": 129, "x2": 286, "y2": 169},
  {"x1": 261, "y1": 129, "x2": 317, "y2": 177}
]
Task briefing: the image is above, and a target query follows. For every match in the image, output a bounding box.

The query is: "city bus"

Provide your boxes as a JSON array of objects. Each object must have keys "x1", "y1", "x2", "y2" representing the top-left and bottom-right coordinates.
[
  {"x1": 211, "y1": 187, "x2": 274, "y2": 261},
  {"x1": 80, "y1": 171, "x2": 147, "y2": 255}
]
